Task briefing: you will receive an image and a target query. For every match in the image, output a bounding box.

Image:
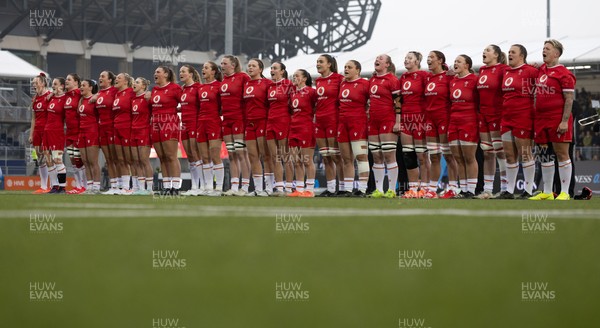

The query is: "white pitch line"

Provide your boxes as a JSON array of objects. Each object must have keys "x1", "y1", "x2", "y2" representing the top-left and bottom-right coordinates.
[{"x1": 3, "y1": 203, "x2": 600, "y2": 219}]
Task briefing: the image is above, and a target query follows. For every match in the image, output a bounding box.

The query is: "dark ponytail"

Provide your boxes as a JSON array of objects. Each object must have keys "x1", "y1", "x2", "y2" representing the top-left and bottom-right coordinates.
[
  {"x1": 512, "y1": 44, "x2": 528, "y2": 64},
  {"x1": 490, "y1": 45, "x2": 506, "y2": 64},
  {"x1": 320, "y1": 54, "x2": 338, "y2": 74},
  {"x1": 432, "y1": 50, "x2": 448, "y2": 71},
  {"x1": 460, "y1": 54, "x2": 474, "y2": 74},
  {"x1": 273, "y1": 61, "x2": 288, "y2": 79},
  {"x1": 299, "y1": 69, "x2": 312, "y2": 87}
]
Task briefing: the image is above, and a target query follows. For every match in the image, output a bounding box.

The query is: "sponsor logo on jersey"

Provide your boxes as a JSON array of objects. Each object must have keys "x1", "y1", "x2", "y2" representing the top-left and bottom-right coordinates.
[
  {"x1": 292, "y1": 99, "x2": 299, "y2": 108},
  {"x1": 49, "y1": 103, "x2": 55, "y2": 109},
  {"x1": 97, "y1": 97, "x2": 104, "y2": 105},
  {"x1": 341, "y1": 89, "x2": 350, "y2": 98},
  {"x1": 269, "y1": 90, "x2": 277, "y2": 98},
  {"x1": 539, "y1": 74, "x2": 548, "y2": 83},
  {"x1": 370, "y1": 85, "x2": 378, "y2": 94},
  {"x1": 478, "y1": 75, "x2": 488, "y2": 84},
  {"x1": 66, "y1": 97, "x2": 72, "y2": 105},
  {"x1": 504, "y1": 77, "x2": 514, "y2": 87},
  {"x1": 201, "y1": 91, "x2": 208, "y2": 99},
  {"x1": 221, "y1": 84, "x2": 228, "y2": 92},
  {"x1": 133, "y1": 105, "x2": 138, "y2": 112},
  {"x1": 180, "y1": 93, "x2": 187, "y2": 102},
  {"x1": 78, "y1": 105, "x2": 84, "y2": 113},
  {"x1": 403, "y1": 81, "x2": 411, "y2": 90},
  {"x1": 452, "y1": 89, "x2": 462, "y2": 99},
  {"x1": 36, "y1": 102, "x2": 42, "y2": 109},
  {"x1": 427, "y1": 82, "x2": 435, "y2": 92},
  {"x1": 317, "y1": 86, "x2": 325, "y2": 96},
  {"x1": 246, "y1": 86, "x2": 254, "y2": 94},
  {"x1": 113, "y1": 98, "x2": 120, "y2": 107},
  {"x1": 153, "y1": 95, "x2": 161, "y2": 103}
]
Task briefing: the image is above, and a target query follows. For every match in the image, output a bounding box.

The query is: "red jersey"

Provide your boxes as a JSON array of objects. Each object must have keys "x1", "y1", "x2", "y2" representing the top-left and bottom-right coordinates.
[
  {"x1": 400, "y1": 70, "x2": 429, "y2": 114},
  {"x1": 198, "y1": 80, "x2": 222, "y2": 121},
  {"x1": 220, "y1": 72, "x2": 250, "y2": 120},
  {"x1": 315, "y1": 72, "x2": 343, "y2": 119},
  {"x1": 243, "y1": 78, "x2": 272, "y2": 120},
  {"x1": 535, "y1": 64, "x2": 576, "y2": 120},
  {"x1": 45, "y1": 93, "x2": 66, "y2": 131},
  {"x1": 113, "y1": 87, "x2": 135, "y2": 129},
  {"x1": 180, "y1": 82, "x2": 201, "y2": 124},
  {"x1": 339, "y1": 78, "x2": 370, "y2": 119},
  {"x1": 96, "y1": 86, "x2": 118, "y2": 127},
  {"x1": 290, "y1": 86, "x2": 317, "y2": 127},
  {"x1": 267, "y1": 79, "x2": 293, "y2": 120},
  {"x1": 477, "y1": 63, "x2": 509, "y2": 117},
  {"x1": 131, "y1": 93, "x2": 151, "y2": 129},
  {"x1": 78, "y1": 95, "x2": 99, "y2": 132},
  {"x1": 424, "y1": 72, "x2": 452, "y2": 112},
  {"x1": 450, "y1": 73, "x2": 479, "y2": 117},
  {"x1": 151, "y1": 82, "x2": 182, "y2": 115},
  {"x1": 368, "y1": 73, "x2": 401, "y2": 120},
  {"x1": 64, "y1": 88, "x2": 81, "y2": 134},
  {"x1": 32, "y1": 90, "x2": 52, "y2": 132},
  {"x1": 502, "y1": 64, "x2": 538, "y2": 112}
]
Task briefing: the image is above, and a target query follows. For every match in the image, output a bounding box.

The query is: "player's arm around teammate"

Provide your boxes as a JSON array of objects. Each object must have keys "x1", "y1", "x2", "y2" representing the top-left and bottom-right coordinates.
[
  {"x1": 195, "y1": 62, "x2": 225, "y2": 196},
  {"x1": 151, "y1": 66, "x2": 183, "y2": 195},
  {"x1": 266, "y1": 62, "x2": 294, "y2": 196},
  {"x1": 498, "y1": 44, "x2": 538, "y2": 199},
  {"x1": 314, "y1": 55, "x2": 345, "y2": 196},
  {"x1": 368, "y1": 54, "x2": 401, "y2": 198},
  {"x1": 30, "y1": 73, "x2": 52, "y2": 193},
  {"x1": 398, "y1": 52, "x2": 430, "y2": 198},
  {"x1": 448, "y1": 55, "x2": 480, "y2": 198},
  {"x1": 423, "y1": 51, "x2": 459, "y2": 199},
  {"x1": 243, "y1": 59, "x2": 272, "y2": 196},
  {"x1": 43, "y1": 77, "x2": 67, "y2": 193},
  {"x1": 529, "y1": 40, "x2": 575, "y2": 201},
  {"x1": 475, "y1": 45, "x2": 509, "y2": 199},
  {"x1": 130, "y1": 78, "x2": 154, "y2": 195},
  {"x1": 78, "y1": 79, "x2": 102, "y2": 194},
  {"x1": 287, "y1": 70, "x2": 318, "y2": 198},
  {"x1": 178, "y1": 65, "x2": 203, "y2": 195}
]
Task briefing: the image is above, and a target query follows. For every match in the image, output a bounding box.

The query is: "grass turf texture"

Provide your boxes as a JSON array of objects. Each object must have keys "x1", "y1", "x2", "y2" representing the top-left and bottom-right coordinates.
[{"x1": 1, "y1": 192, "x2": 599, "y2": 327}]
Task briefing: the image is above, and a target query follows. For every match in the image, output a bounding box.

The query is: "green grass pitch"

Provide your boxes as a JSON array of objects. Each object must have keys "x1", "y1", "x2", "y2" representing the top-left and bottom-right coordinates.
[{"x1": 1, "y1": 192, "x2": 599, "y2": 328}]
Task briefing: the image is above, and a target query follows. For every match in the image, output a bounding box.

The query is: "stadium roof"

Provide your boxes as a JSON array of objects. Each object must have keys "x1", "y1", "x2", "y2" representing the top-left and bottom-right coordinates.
[
  {"x1": 0, "y1": 50, "x2": 47, "y2": 79},
  {"x1": 0, "y1": 0, "x2": 381, "y2": 60},
  {"x1": 283, "y1": 36, "x2": 600, "y2": 76}
]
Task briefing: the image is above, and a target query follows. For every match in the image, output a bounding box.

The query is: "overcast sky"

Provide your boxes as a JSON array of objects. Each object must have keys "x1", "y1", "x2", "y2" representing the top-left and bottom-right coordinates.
[{"x1": 366, "y1": 0, "x2": 599, "y2": 51}]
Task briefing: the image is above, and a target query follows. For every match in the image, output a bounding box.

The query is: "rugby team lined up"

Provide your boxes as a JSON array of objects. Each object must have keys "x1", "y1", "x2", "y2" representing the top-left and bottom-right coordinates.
[{"x1": 28, "y1": 39, "x2": 575, "y2": 200}]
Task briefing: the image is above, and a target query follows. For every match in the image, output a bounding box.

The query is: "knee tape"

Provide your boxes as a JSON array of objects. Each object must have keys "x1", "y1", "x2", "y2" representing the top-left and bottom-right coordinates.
[
  {"x1": 357, "y1": 160, "x2": 370, "y2": 174},
  {"x1": 427, "y1": 142, "x2": 441, "y2": 155},
  {"x1": 329, "y1": 147, "x2": 340, "y2": 156},
  {"x1": 351, "y1": 141, "x2": 368, "y2": 157},
  {"x1": 234, "y1": 139, "x2": 246, "y2": 151},
  {"x1": 381, "y1": 142, "x2": 397, "y2": 153},
  {"x1": 51, "y1": 150, "x2": 63, "y2": 162},
  {"x1": 402, "y1": 144, "x2": 415, "y2": 153},
  {"x1": 480, "y1": 142, "x2": 494, "y2": 152},
  {"x1": 492, "y1": 140, "x2": 504, "y2": 152},
  {"x1": 226, "y1": 142, "x2": 235, "y2": 152},
  {"x1": 368, "y1": 142, "x2": 381, "y2": 152},
  {"x1": 415, "y1": 145, "x2": 428, "y2": 153}
]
